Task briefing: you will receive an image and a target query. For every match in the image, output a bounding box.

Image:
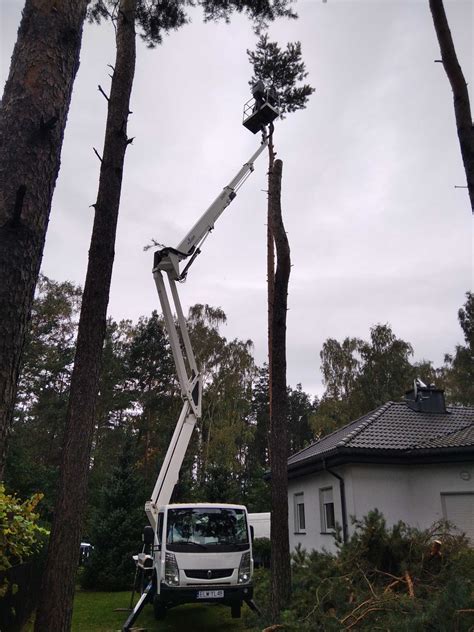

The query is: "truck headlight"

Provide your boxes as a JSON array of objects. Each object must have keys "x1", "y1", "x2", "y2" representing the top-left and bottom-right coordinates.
[
  {"x1": 164, "y1": 552, "x2": 180, "y2": 586},
  {"x1": 238, "y1": 552, "x2": 251, "y2": 584}
]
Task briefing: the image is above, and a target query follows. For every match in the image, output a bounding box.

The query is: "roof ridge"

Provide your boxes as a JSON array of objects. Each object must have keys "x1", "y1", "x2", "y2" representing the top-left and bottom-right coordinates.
[{"x1": 337, "y1": 401, "x2": 394, "y2": 447}]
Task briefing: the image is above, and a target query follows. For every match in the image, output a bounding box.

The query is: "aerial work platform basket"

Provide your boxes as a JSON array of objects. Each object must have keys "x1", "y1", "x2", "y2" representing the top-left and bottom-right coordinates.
[{"x1": 242, "y1": 81, "x2": 279, "y2": 134}]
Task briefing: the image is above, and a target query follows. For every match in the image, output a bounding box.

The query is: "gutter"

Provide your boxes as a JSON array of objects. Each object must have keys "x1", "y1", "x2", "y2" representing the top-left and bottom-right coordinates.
[
  {"x1": 288, "y1": 444, "x2": 474, "y2": 478},
  {"x1": 323, "y1": 459, "x2": 348, "y2": 544}
]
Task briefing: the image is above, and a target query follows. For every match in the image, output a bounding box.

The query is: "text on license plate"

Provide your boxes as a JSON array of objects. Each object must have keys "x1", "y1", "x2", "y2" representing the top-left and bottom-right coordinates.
[{"x1": 197, "y1": 590, "x2": 224, "y2": 599}]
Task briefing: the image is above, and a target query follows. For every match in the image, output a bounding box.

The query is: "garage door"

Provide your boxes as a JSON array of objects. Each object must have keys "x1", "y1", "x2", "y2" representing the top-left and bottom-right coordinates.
[{"x1": 441, "y1": 493, "x2": 474, "y2": 542}]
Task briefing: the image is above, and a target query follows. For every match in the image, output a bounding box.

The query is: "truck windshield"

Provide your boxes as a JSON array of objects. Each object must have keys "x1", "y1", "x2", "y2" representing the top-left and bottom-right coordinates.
[{"x1": 166, "y1": 508, "x2": 249, "y2": 553}]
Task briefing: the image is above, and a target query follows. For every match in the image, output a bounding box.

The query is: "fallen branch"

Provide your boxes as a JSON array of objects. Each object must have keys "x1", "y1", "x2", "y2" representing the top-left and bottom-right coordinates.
[
  {"x1": 384, "y1": 579, "x2": 401, "y2": 593},
  {"x1": 455, "y1": 609, "x2": 474, "y2": 614},
  {"x1": 345, "y1": 606, "x2": 384, "y2": 630},
  {"x1": 373, "y1": 569, "x2": 404, "y2": 583},
  {"x1": 404, "y1": 570, "x2": 415, "y2": 598},
  {"x1": 341, "y1": 598, "x2": 374, "y2": 624},
  {"x1": 359, "y1": 567, "x2": 377, "y2": 599}
]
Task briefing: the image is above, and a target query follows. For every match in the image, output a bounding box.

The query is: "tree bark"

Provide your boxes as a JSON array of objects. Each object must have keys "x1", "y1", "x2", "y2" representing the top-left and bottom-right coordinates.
[
  {"x1": 268, "y1": 158, "x2": 292, "y2": 618},
  {"x1": 267, "y1": 128, "x2": 276, "y2": 412},
  {"x1": 34, "y1": 2, "x2": 137, "y2": 630},
  {"x1": 429, "y1": 0, "x2": 474, "y2": 212},
  {"x1": 0, "y1": 0, "x2": 89, "y2": 477}
]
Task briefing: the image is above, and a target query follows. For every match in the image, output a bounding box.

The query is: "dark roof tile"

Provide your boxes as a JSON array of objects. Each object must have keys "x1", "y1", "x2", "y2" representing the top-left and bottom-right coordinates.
[{"x1": 288, "y1": 402, "x2": 474, "y2": 468}]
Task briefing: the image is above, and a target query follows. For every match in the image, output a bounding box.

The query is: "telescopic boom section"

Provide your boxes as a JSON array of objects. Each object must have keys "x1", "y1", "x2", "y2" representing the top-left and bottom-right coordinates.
[
  {"x1": 153, "y1": 134, "x2": 269, "y2": 282},
  {"x1": 146, "y1": 134, "x2": 269, "y2": 531}
]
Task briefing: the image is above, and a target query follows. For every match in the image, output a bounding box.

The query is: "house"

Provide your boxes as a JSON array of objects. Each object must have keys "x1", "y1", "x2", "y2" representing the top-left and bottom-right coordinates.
[{"x1": 287, "y1": 382, "x2": 474, "y2": 554}]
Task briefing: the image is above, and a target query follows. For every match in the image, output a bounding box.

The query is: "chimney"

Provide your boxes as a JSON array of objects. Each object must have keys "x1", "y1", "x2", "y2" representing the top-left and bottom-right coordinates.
[{"x1": 405, "y1": 379, "x2": 447, "y2": 414}]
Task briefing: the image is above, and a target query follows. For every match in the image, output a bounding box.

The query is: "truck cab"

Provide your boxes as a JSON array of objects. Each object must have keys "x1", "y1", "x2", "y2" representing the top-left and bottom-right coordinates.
[{"x1": 151, "y1": 503, "x2": 253, "y2": 619}]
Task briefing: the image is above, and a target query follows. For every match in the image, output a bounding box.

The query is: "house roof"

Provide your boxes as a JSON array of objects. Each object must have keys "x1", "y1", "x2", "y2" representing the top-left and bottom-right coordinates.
[{"x1": 287, "y1": 401, "x2": 474, "y2": 473}]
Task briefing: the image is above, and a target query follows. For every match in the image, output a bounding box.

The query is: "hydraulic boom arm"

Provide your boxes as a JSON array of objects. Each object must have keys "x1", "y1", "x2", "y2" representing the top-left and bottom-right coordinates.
[
  {"x1": 145, "y1": 133, "x2": 268, "y2": 531},
  {"x1": 153, "y1": 133, "x2": 269, "y2": 282}
]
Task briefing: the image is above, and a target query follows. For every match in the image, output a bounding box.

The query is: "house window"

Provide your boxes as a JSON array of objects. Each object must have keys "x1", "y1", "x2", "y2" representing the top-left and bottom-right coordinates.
[
  {"x1": 320, "y1": 487, "x2": 335, "y2": 532},
  {"x1": 294, "y1": 493, "x2": 306, "y2": 533}
]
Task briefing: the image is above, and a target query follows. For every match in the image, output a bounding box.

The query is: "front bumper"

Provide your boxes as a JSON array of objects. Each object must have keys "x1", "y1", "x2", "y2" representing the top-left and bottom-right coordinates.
[{"x1": 157, "y1": 583, "x2": 253, "y2": 607}]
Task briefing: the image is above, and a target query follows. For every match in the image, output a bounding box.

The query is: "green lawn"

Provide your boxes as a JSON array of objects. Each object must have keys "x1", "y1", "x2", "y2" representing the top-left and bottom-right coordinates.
[
  {"x1": 70, "y1": 590, "x2": 249, "y2": 632},
  {"x1": 22, "y1": 589, "x2": 255, "y2": 631}
]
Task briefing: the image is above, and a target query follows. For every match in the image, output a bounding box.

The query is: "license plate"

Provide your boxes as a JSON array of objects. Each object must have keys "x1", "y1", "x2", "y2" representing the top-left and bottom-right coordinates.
[{"x1": 197, "y1": 590, "x2": 224, "y2": 599}]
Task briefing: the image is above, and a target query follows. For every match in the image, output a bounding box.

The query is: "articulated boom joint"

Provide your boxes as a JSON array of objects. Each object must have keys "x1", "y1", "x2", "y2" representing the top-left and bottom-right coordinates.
[{"x1": 184, "y1": 373, "x2": 202, "y2": 418}]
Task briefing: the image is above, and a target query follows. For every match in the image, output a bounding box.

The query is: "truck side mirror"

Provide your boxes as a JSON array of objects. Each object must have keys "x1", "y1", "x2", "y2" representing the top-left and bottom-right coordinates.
[
  {"x1": 250, "y1": 525, "x2": 255, "y2": 542},
  {"x1": 143, "y1": 525, "x2": 154, "y2": 546}
]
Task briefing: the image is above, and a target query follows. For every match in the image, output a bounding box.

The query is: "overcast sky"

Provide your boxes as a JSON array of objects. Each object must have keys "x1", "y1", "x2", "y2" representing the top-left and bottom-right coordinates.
[{"x1": 1, "y1": 0, "x2": 473, "y2": 398}]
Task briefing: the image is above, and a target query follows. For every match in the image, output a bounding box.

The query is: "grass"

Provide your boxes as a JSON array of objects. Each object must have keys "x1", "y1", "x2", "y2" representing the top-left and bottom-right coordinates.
[
  {"x1": 73, "y1": 589, "x2": 249, "y2": 631},
  {"x1": 24, "y1": 590, "x2": 250, "y2": 631}
]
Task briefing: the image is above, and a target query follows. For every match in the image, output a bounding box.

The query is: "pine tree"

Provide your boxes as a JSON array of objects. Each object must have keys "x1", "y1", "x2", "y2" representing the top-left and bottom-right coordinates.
[
  {"x1": 247, "y1": 35, "x2": 314, "y2": 619},
  {"x1": 0, "y1": 0, "x2": 89, "y2": 476},
  {"x1": 429, "y1": 0, "x2": 473, "y2": 212}
]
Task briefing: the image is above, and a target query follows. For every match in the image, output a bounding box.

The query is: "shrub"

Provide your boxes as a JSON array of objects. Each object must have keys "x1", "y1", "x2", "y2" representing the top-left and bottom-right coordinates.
[
  {"x1": 253, "y1": 537, "x2": 271, "y2": 568},
  {"x1": 0, "y1": 484, "x2": 48, "y2": 630},
  {"x1": 0, "y1": 484, "x2": 47, "y2": 596}
]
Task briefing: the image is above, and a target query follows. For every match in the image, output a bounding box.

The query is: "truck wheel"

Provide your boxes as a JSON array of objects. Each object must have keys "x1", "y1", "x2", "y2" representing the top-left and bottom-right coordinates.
[
  {"x1": 231, "y1": 601, "x2": 241, "y2": 618},
  {"x1": 153, "y1": 598, "x2": 167, "y2": 621}
]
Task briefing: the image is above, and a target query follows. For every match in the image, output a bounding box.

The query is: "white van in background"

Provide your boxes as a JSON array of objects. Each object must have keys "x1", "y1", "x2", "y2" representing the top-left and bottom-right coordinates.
[{"x1": 247, "y1": 513, "x2": 270, "y2": 539}]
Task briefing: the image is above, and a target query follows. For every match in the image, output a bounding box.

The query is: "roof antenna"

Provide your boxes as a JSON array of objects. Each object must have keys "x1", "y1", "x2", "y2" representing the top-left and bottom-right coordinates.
[{"x1": 414, "y1": 378, "x2": 427, "y2": 401}]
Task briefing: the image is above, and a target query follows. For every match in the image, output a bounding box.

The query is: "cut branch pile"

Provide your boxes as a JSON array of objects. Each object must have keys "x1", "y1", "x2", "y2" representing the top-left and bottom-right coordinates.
[{"x1": 250, "y1": 512, "x2": 474, "y2": 631}]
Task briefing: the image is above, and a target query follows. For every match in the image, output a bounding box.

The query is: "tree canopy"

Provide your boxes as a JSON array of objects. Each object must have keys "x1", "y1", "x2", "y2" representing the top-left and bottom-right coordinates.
[
  {"x1": 89, "y1": 0, "x2": 298, "y2": 47},
  {"x1": 247, "y1": 33, "x2": 314, "y2": 116}
]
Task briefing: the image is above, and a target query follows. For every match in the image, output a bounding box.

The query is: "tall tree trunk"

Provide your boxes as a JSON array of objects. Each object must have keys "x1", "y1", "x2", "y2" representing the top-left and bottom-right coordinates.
[
  {"x1": 429, "y1": 0, "x2": 474, "y2": 212},
  {"x1": 0, "y1": 0, "x2": 89, "y2": 477},
  {"x1": 34, "y1": 2, "x2": 137, "y2": 630},
  {"x1": 269, "y1": 158, "x2": 292, "y2": 618},
  {"x1": 267, "y1": 128, "x2": 276, "y2": 410}
]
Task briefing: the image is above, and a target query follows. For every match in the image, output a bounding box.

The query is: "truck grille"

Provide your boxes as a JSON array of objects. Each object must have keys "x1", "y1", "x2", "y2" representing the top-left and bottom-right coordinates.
[{"x1": 184, "y1": 569, "x2": 233, "y2": 580}]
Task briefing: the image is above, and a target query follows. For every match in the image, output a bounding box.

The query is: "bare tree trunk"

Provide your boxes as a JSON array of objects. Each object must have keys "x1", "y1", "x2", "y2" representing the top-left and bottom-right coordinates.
[
  {"x1": 429, "y1": 0, "x2": 474, "y2": 212},
  {"x1": 268, "y1": 158, "x2": 292, "y2": 619},
  {"x1": 34, "y1": 2, "x2": 137, "y2": 630},
  {"x1": 267, "y1": 128, "x2": 276, "y2": 410},
  {"x1": 0, "y1": 0, "x2": 88, "y2": 477}
]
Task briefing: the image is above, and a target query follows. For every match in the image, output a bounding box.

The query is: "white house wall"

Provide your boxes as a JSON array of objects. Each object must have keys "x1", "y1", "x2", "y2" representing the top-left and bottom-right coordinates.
[
  {"x1": 348, "y1": 464, "x2": 413, "y2": 527},
  {"x1": 288, "y1": 461, "x2": 474, "y2": 553},
  {"x1": 349, "y1": 462, "x2": 474, "y2": 531},
  {"x1": 288, "y1": 468, "x2": 349, "y2": 555},
  {"x1": 407, "y1": 462, "x2": 473, "y2": 537}
]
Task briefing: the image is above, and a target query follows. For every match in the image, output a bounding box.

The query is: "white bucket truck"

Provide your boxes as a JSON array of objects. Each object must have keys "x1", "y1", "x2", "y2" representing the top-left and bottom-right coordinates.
[{"x1": 122, "y1": 91, "x2": 279, "y2": 631}]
